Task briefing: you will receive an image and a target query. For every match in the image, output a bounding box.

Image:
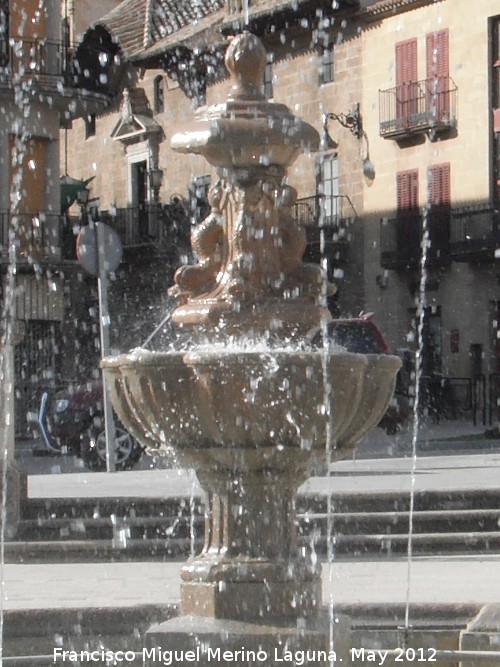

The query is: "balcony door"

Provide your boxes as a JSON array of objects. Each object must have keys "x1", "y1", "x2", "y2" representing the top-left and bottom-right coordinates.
[
  {"x1": 492, "y1": 300, "x2": 500, "y2": 374},
  {"x1": 0, "y1": 0, "x2": 8, "y2": 65},
  {"x1": 9, "y1": 136, "x2": 46, "y2": 255},
  {"x1": 130, "y1": 159, "x2": 148, "y2": 241},
  {"x1": 395, "y1": 39, "x2": 418, "y2": 128},
  {"x1": 426, "y1": 29, "x2": 450, "y2": 122},
  {"x1": 9, "y1": 0, "x2": 47, "y2": 75},
  {"x1": 421, "y1": 307, "x2": 442, "y2": 376}
]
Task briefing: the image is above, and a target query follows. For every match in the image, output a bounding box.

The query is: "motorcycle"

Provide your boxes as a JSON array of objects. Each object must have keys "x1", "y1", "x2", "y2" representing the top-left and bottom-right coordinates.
[{"x1": 35, "y1": 382, "x2": 143, "y2": 471}]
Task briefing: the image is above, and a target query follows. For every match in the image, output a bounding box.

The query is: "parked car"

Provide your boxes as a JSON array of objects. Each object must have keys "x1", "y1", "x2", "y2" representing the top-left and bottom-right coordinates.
[
  {"x1": 310, "y1": 314, "x2": 411, "y2": 434},
  {"x1": 36, "y1": 380, "x2": 143, "y2": 471}
]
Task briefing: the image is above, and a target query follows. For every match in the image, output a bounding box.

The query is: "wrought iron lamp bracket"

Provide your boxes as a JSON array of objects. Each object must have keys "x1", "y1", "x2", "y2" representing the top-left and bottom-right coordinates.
[{"x1": 323, "y1": 103, "x2": 362, "y2": 139}]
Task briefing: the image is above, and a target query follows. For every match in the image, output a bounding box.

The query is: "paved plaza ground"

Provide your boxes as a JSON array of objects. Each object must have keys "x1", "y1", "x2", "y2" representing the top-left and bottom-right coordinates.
[{"x1": 2, "y1": 555, "x2": 500, "y2": 612}]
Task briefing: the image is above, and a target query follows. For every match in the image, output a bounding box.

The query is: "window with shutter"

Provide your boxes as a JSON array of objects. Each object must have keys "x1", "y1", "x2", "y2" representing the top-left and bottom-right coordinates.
[
  {"x1": 427, "y1": 162, "x2": 451, "y2": 206},
  {"x1": 395, "y1": 39, "x2": 418, "y2": 128},
  {"x1": 263, "y1": 57, "x2": 273, "y2": 99},
  {"x1": 396, "y1": 170, "x2": 420, "y2": 260},
  {"x1": 397, "y1": 169, "x2": 419, "y2": 211},
  {"x1": 319, "y1": 42, "x2": 334, "y2": 85},
  {"x1": 427, "y1": 163, "x2": 451, "y2": 258},
  {"x1": 426, "y1": 29, "x2": 450, "y2": 121},
  {"x1": 491, "y1": 17, "x2": 500, "y2": 203}
]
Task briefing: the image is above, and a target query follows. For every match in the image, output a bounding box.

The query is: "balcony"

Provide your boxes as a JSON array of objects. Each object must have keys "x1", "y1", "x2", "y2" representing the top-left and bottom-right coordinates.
[
  {"x1": 379, "y1": 77, "x2": 457, "y2": 139},
  {"x1": 0, "y1": 38, "x2": 68, "y2": 82},
  {"x1": 102, "y1": 204, "x2": 168, "y2": 245},
  {"x1": 96, "y1": 202, "x2": 191, "y2": 262},
  {"x1": 294, "y1": 195, "x2": 358, "y2": 266},
  {"x1": 449, "y1": 205, "x2": 500, "y2": 262},
  {"x1": 0, "y1": 211, "x2": 62, "y2": 263},
  {"x1": 0, "y1": 35, "x2": 119, "y2": 111},
  {"x1": 380, "y1": 208, "x2": 451, "y2": 270},
  {"x1": 293, "y1": 194, "x2": 357, "y2": 228}
]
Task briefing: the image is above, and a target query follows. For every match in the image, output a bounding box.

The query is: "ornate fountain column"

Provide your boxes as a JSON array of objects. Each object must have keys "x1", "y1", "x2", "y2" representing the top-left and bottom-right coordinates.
[{"x1": 103, "y1": 30, "x2": 401, "y2": 667}]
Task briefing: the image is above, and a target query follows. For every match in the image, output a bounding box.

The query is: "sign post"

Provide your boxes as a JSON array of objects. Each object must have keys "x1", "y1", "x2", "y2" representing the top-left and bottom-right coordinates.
[{"x1": 77, "y1": 221, "x2": 123, "y2": 472}]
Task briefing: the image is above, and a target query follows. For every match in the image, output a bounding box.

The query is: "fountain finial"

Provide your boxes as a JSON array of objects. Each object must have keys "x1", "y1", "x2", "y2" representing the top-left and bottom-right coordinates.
[{"x1": 225, "y1": 31, "x2": 267, "y2": 100}]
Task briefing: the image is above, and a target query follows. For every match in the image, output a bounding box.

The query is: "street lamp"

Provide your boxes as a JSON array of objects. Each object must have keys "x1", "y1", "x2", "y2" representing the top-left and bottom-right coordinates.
[
  {"x1": 76, "y1": 187, "x2": 90, "y2": 206},
  {"x1": 77, "y1": 187, "x2": 90, "y2": 225},
  {"x1": 322, "y1": 103, "x2": 363, "y2": 147},
  {"x1": 148, "y1": 167, "x2": 163, "y2": 203}
]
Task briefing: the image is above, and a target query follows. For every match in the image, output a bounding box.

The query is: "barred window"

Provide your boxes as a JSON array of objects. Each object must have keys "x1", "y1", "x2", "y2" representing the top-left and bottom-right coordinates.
[{"x1": 319, "y1": 44, "x2": 334, "y2": 85}]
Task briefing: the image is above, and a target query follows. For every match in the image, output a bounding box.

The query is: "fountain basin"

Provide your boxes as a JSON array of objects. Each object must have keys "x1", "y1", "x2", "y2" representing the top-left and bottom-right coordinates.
[
  {"x1": 102, "y1": 350, "x2": 203, "y2": 460},
  {"x1": 102, "y1": 349, "x2": 401, "y2": 466}
]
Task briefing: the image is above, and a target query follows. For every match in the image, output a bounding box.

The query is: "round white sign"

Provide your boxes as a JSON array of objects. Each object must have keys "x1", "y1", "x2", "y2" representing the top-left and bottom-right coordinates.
[{"x1": 76, "y1": 223, "x2": 123, "y2": 276}]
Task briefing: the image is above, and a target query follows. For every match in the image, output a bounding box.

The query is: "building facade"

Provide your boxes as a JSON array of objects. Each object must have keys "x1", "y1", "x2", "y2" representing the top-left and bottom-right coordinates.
[
  {"x1": 359, "y1": 0, "x2": 500, "y2": 409},
  {"x1": 0, "y1": 0, "x2": 117, "y2": 435},
  {"x1": 57, "y1": 0, "x2": 500, "y2": 424}
]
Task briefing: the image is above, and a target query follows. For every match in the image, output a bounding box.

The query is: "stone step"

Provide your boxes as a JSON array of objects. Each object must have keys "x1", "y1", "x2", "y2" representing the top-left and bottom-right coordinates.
[
  {"x1": 23, "y1": 486, "x2": 500, "y2": 521},
  {"x1": 16, "y1": 514, "x2": 201, "y2": 542},
  {"x1": 0, "y1": 603, "x2": 481, "y2": 666},
  {"x1": 8, "y1": 527, "x2": 500, "y2": 564},
  {"x1": 18, "y1": 506, "x2": 500, "y2": 545},
  {"x1": 2, "y1": 605, "x2": 170, "y2": 664},
  {"x1": 299, "y1": 508, "x2": 500, "y2": 537},
  {"x1": 298, "y1": 487, "x2": 500, "y2": 514},
  {"x1": 21, "y1": 497, "x2": 203, "y2": 521},
  {"x1": 13, "y1": 486, "x2": 500, "y2": 562}
]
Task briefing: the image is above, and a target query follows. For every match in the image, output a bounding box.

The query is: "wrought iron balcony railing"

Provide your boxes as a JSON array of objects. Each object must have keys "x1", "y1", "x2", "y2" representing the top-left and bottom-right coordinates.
[
  {"x1": 293, "y1": 194, "x2": 357, "y2": 228},
  {"x1": 99, "y1": 204, "x2": 171, "y2": 248},
  {"x1": 0, "y1": 36, "x2": 120, "y2": 99},
  {"x1": 380, "y1": 208, "x2": 451, "y2": 270},
  {"x1": 0, "y1": 211, "x2": 62, "y2": 259},
  {"x1": 449, "y1": 205, "x2": 500, "y2": 261},
  {"x1": 94, "y1": 201, "x2": 191, "y2": 258},
  {"x1": 379, "y1": 77, "x2": 457, "y2": 139},
  {"x1": 293, "y1": 195, "x2": 358, "y2": 268},
  {"x1": 0, "y1": 38, "x2": 69, "y2": 80}
]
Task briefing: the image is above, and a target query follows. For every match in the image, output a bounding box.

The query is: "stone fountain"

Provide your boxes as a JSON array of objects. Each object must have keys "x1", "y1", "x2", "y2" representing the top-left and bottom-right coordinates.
[{"x1": 102, "y1": 32, "x2": 401, "y2": 666}]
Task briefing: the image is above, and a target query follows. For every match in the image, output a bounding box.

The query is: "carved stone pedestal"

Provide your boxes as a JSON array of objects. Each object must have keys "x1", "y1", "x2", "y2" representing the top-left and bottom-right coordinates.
[{"x1": 178, "y1": 464, "x2": 321, "y2": 622}]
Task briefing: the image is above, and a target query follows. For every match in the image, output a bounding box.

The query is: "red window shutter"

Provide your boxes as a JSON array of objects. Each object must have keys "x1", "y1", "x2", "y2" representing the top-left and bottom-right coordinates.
[
  {"x1": 426, "y1": 30, "x2": 449, "y2": 118},
  {"x1": 428, "y1": 163, "x2": 451, "y2": 206},
  {"x1": 426, "y1": 29, "x2": 449, "y2": 80},
  {"x1": 397, "y1": 169, "x2": 419, "y2": 211},
  {"x1": 396, "y1": 40, "x2": 418, "y2": 125},
  {"x1": 427, "y1": 163, "x2": 451, "y2": 257},
  {"x1": 396, "y1": 39, "x2": 418, "y2": 85}
]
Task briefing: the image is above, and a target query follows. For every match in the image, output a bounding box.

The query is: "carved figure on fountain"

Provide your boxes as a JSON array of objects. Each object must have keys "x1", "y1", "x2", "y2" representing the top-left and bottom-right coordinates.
[
  {"x1": 171, "y1": 176, "x2": 325, "y2": 312},
  {"x1": 170, "y1": 182, "x2": 225, "y2": 302}
]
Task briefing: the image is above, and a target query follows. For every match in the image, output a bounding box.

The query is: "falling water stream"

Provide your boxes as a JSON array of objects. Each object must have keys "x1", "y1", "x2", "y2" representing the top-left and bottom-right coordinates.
[
  {"x1": 0, "y1": 4, "x2": 37, "y2": 661},
  {"x1": 403, "y1": 205, "x2": 431, "y2": 637}
]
